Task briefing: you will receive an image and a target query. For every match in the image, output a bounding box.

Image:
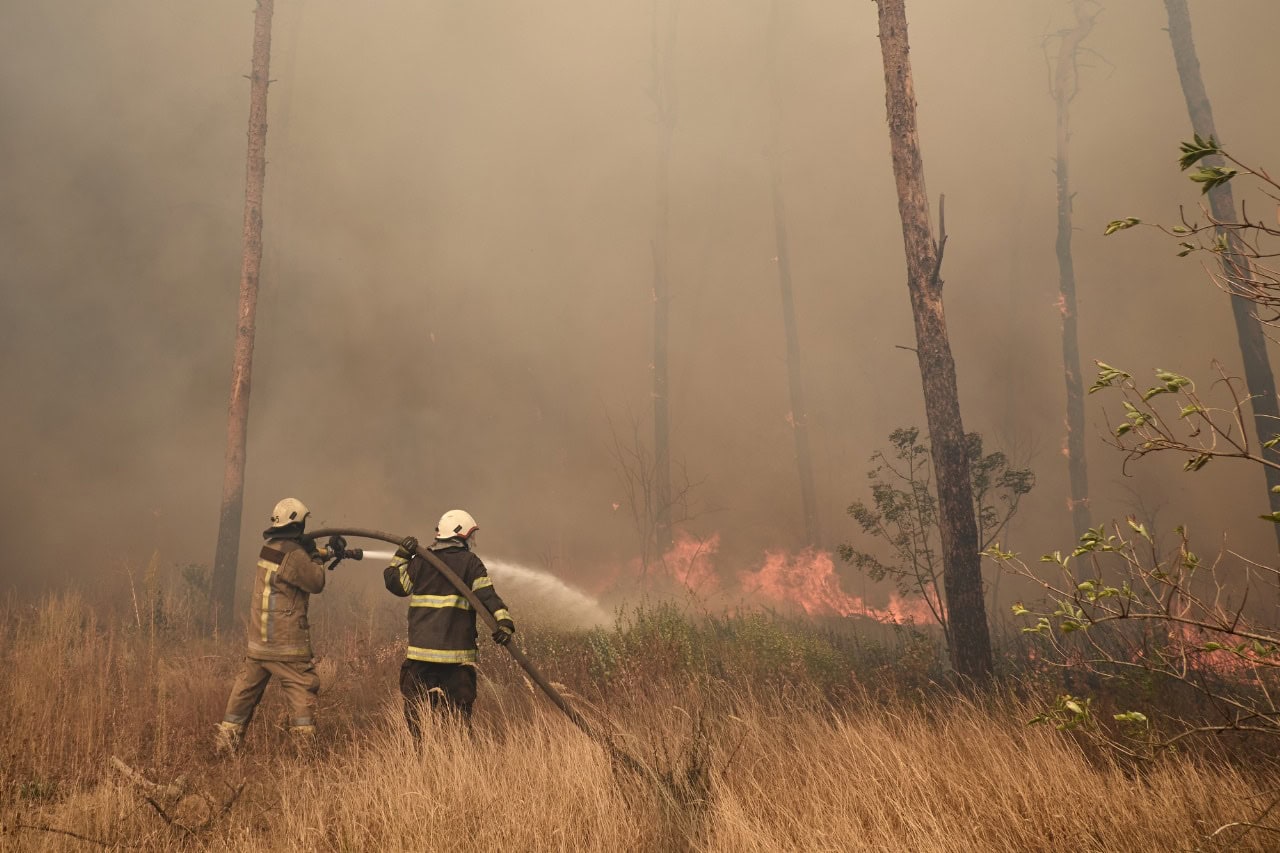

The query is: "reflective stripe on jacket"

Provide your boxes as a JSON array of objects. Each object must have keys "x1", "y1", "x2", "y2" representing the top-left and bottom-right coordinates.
[
  {"x1": 383, "y1": 545, "x2": 510, "y2": 665},
  {"x1": 246, "y1": 538, "x2": 326, "y2": 661}
]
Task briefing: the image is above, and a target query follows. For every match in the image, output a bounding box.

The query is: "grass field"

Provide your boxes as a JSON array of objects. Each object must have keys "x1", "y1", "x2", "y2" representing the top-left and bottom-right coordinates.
[{"x1": 1, "y1": 575, "x2": 1277, "y2": 852}]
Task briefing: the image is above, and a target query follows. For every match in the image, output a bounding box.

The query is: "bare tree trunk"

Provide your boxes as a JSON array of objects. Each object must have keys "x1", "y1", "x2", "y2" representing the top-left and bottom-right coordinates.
[
  {"x1": 211, "y1": 0, "x2": 274, "y2": 629},
  {"x1": 1052, "y1": 1, "x2": 1095, "y2": 536},
  {"x1": 769, "y1": 0, "x2": 820, "y2": 549},
  {"x1": 1163, "y1": 0, "x2": 1280, "y2": 550},
  {"x1": 875, "y1": 0, "x2": 992, "y2": 681},
  {"x1": 651, "y1": 0, "x2": 678, "y2": 554}
]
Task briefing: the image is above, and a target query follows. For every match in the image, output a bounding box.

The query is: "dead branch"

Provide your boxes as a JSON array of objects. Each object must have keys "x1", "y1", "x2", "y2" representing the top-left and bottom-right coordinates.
[{"x1": 110, "y1": 756, "x2": 186, "y2": 801}]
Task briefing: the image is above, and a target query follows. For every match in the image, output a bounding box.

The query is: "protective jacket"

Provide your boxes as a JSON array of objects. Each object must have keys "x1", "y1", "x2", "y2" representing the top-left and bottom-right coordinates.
[
  {"x1": 246, "y1": 534, "x2": 326, "y2": 661},
  {"x1": 383, "y1": 543, "x2": 511, "y2": 664}
]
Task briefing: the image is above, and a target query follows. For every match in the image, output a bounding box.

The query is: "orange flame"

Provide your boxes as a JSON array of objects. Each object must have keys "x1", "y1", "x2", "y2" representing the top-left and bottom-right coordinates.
[
  {"x1": 740, "y1": 548, "x2": 939, "y2": 625},
  {"x1": 1167, "y1": 623, "x2": 1266, "y2": 681},
  {"x1": 654, "y1": 531, "x2": 721, "y2": 594}
]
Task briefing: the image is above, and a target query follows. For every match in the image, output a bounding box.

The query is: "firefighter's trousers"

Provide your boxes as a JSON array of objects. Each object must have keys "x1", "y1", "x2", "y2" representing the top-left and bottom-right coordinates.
[
  {"x1": 222, "y1": 658, "x2": 320, "y2": 730},
  {"x1": 400, "y1": 660, "x2": 476, "y2": 738}
]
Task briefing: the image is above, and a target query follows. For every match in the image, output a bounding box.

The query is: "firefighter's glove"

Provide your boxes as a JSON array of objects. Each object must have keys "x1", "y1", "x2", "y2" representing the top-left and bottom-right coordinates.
[
  {"x1": 396, "y1": 536, "x2": 419, "y2": 560},
  {"x1": 327, "y1": 535, "x2": 348, "y2": 560},
  {"x1": 492, "y1": 620, "x2": 516, "y2": 645}
]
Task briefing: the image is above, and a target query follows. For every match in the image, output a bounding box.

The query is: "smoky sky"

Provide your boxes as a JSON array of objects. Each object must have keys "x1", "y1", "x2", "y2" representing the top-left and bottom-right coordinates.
[{"x1": 3, "y1": 0, "x2": 1279, "y2": 602}]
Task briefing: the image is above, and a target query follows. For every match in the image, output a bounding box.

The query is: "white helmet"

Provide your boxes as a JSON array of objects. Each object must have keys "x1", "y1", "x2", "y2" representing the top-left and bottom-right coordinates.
[
  {"x1": 436, "y1": 509, "x2": 478, "y2": 541},
  {"x1": 270, "y1": 498, "x2": 310, "y2": 529}
]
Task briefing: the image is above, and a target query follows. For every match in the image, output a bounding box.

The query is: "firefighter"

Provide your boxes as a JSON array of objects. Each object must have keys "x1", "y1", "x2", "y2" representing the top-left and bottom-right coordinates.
[
  {"x1": 214, "y1": 498, "x2": 344, "y2": 754},
  {"x1": 383, "y1": 509, "x2": 515, "y2": 736}
]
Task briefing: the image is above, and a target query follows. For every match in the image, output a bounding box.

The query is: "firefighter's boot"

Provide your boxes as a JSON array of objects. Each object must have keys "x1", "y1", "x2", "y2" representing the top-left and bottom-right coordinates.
[
  {"x1": 214, "y1": 721, "x2": 244, "y2": 756},
  {"x1": 289, "y1": 724, "x2": 318, "y2": 758}
]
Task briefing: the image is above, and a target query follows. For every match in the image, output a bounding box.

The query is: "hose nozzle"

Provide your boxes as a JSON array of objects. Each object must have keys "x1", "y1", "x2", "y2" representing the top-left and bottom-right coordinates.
[{"x1": 317, "y1": 546, "x2": 363, "y2": 561}]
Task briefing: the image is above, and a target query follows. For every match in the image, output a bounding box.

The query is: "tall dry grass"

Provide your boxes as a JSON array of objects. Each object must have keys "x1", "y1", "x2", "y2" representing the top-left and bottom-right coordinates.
[{"x1": 2, "y1": 585, "x2": 1277, "y2": 851}]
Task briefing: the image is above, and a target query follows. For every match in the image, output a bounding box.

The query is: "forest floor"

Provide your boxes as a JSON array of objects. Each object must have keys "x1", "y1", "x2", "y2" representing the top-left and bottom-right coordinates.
[{"x1": 2, "y1": 582, "x2": 1277, "y2": 852}]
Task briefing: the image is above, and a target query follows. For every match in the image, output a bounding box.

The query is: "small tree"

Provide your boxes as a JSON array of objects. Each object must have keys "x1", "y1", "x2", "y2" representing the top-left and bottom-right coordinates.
[
  {"x1": 840, "y1": 427, "x2": 1034, "y2": 647},
  {"x1": 606, "y1": 411, "x2": 705, "y2": 577}
]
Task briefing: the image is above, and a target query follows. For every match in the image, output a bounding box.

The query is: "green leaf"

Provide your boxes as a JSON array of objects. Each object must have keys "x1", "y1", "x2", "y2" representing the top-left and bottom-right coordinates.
[
  {"x1": 1141, "y1": 386, "x2": 1170, "y2": 402},
  {"x1": 1263, "y1": 435, "x2": 1280, "y2": 450},
  {"x1": 1183, "y1": 454, "x2": 1211, "y2": 472},
  {"x1": 1104, "y1": 217, "x2": 1142, "y2": 236},
  {"x1": 1260, "y1": 511, "x2": 1280, "y2": 524},
  {"x1": 1155, "y1": 370, "x2": 1192, "y2": 391},
  {"x1": 1179, "y1": 134, "x2": 1221, "y2": 170},
  {"x1": 1179, "y1": 404, "x2": 1204, "y2": 419},
  {"x1": 1189, "y1": 166, "x2": 1238, "y2": 193},
  {"x1": 1203, "y1": 642, "x2": 1224, "y2": 652},
  {"x1": 1077, "y1": 581, "x2": 1095, "y2": 593},
  {"x1": 1011, "y1": 603, "x2": 1029, "y2": 616},
  {"x1": 1113, "y1": 711, "x2": 1148, "y2": 725},
  {"x1": 1089, "y1": 363, "x2": 1131, "y2": 394},
  {"x1": 1127, "y1": 517, "x2": 1153, "y2": 542}
]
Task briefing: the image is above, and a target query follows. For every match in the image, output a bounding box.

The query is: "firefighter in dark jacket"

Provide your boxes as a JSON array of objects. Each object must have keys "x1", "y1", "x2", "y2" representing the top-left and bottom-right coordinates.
[
  {"x1": 215, "y1": 498, "x2": 345, "y2": 753},
  {"x1": 383, "y1": 509, "x2": 514, "y2": 735}
]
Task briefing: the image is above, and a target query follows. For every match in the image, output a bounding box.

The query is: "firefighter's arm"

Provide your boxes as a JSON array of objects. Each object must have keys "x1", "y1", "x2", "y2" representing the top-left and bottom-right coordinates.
[
  {"x1": 383, "y1": 538, "x2": 418, "y2": 597},
  {"x1": 279, "y1": 547, "x2": 326, "y2": 594},
  {"x1": 470, "y1": 558, "x2": 514, "y2": 641}
]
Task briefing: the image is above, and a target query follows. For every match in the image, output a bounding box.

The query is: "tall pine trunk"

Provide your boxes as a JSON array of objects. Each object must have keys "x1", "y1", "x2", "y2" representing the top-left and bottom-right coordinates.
[
  {"x1": 1163, "y1": 0, "x2": 1280, "y2": 549},
  {"x1": 650, "y1": 0, "x2": 678, "y2": 554},
  {"x1": 769, "y1": 0, "x2": 820, "y2": 548},
  {"x1": 211, "y1": 0, "x2": 275, "y2": 628},
  {"x1": 1052, "y1": 1, "x2": 1095, "y2": 536},
  {"x1": 875, "y1": 0, "x2": 992, "y2": 681}
]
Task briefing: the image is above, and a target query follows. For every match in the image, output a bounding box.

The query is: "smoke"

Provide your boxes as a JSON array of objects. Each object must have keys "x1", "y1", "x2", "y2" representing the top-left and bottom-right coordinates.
[{"x1": 3, "y1": 1, "x2": 1279, "y2": 612}]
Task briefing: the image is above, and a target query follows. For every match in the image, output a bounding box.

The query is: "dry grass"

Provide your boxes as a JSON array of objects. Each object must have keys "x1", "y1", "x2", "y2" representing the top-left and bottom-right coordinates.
[{"x1": 2, "y1": 589, "x2": 1278, "y2": 852}]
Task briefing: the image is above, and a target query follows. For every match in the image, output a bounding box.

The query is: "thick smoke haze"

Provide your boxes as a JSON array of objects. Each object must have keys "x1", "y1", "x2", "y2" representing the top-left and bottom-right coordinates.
[{"x1": 3, "y1": 1, "x2": 1278, "y2": 606}]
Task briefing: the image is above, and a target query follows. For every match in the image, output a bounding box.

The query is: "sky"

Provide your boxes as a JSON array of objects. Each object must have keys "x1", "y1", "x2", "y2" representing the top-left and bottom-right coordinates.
[{"x1": 2, "y1": 0, "x2": 1278, "y2": 611}]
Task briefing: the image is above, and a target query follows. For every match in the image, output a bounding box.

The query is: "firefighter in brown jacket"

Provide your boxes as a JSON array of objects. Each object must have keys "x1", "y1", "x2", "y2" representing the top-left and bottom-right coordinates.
[
  {"x1": 384, "y1": 509, "x2": 514, "y2": 736},
  {"x1": 215, "y1": 497, "x2": 343, "y2": 753}
]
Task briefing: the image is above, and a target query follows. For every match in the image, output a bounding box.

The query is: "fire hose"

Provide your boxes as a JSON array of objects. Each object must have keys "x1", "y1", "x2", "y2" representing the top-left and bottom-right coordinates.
[{"x1": 306, "y1": 527, "x2": 598, "y2": 741}]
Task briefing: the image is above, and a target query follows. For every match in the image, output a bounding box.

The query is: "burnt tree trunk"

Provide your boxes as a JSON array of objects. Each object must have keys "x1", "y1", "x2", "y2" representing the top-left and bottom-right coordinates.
[
  {"x1": 1052, "y1": 1, "x2": 1095, "y2": 536},
  {"x1": 769, "y1": 0, "x2": 820, "y2": 548},
  {"x1": 211, "y1": 0, "x2": 275, "y2": 629},
  {"x1": 1163, "y1": 0, "x2": 1280, "y2": 550},
  {"x1": 875, "y1": 0, "x2": 992, "y2": 681},
  {"x1": 651, "y1": 0, "x2": 678, "y2": 554}
]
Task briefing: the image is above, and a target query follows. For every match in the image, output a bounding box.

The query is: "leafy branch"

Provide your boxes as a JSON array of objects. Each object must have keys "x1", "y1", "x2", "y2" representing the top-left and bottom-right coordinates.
[
  {"x1": 1105, "y1": 139, "x2": 1280, "y2": 319},
  {"x1": 988, "y1": 522, "x2": 1280, "y2": 758},
  {"x1": 1087, "y1": 360, "x2": 1280, "y2": 491}
]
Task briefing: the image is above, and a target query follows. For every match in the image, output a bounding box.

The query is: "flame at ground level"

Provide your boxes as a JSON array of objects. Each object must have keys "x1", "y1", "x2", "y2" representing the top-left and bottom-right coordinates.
[
  {"x1": 739, "y1": 548, "x2": 939, "y2": 625},
  {"x1": 592, "y1": 531, "x2": 941, "y2": 628}
]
